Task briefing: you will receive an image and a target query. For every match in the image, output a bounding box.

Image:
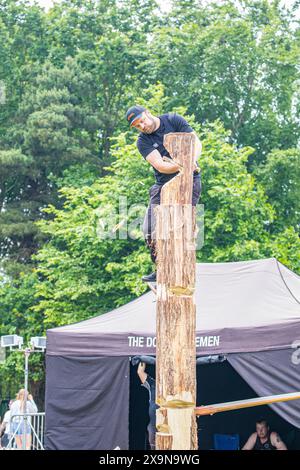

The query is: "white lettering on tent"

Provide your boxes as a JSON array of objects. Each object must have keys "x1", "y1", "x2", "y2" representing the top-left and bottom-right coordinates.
[
  {"x1": 146, "y1": 337, "x2": 156, "y2": 347},
  {"x1": 128, "y1": 336, "x2": 144, "y2": 347},
  {"x1": 198, "y1": 337, "x2": 207, "y2": 347},
  {"x1": 196, "y1": 336, "x2": 220, "y2": 348},
  {"x1": 291, "y1": 340, "x2": 300, "y2": 365},
  {"x1": 128, "y1": 335, "x2": 219, "y2": 348}
]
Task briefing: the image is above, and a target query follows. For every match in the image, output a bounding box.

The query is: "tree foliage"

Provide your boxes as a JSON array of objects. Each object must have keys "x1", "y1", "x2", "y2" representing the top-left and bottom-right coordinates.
[
  {"x1": 0, "y1": 0, "x2": 299, "y2": 402},
  {"x1": 151, "y1": 0, "x2": 300, "y2": 161}
]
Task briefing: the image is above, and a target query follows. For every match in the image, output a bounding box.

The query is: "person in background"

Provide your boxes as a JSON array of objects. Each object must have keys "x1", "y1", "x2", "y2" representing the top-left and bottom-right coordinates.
[
  {"x1": 242, "y1": 418, "x2": 287, "y2": 450},
  {"x1": 137, "y1": 361, "x2": 158, "y2": 450},
  {"x1": 10, "y1": 389, "x2": 38, "y2": 450},
  {"x1": 0, "y1": 400, "x2": 14, "y2": 448}
]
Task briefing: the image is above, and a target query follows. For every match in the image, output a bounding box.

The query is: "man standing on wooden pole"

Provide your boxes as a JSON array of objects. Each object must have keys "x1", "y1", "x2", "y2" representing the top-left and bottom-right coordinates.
[
  {"x1": 126, "y1": 106, "x2": 202, "y2": 284},
  {"x1": 127, "y1": 106, "x2": 202, "y2": 450}
]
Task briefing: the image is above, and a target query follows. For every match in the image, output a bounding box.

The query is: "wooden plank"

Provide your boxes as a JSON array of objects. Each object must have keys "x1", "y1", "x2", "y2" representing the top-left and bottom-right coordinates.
[
  {"x1": 195, "y1": 392, "x2": 300, "y2": 416},
  {"x1": 156, "y1": 133, "x2": 197, "y2": 450}
]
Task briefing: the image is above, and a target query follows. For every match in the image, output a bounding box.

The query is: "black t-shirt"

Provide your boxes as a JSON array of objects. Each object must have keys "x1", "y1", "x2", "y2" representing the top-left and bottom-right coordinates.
[
  {"x1": 253, "y1": 434, "x2": 277, "y2": 450},
  {"x1": 137, "y1": 113, "x2": 200, "y2": 185}
]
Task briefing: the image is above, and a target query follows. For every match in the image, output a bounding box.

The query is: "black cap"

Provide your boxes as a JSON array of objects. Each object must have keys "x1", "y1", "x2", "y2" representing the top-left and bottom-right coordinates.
[{"x1": 126, "y1": 105, "x2": 146, "y2": 127}]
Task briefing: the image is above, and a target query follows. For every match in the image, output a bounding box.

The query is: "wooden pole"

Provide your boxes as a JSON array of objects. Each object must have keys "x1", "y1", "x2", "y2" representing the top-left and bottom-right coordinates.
[
  {"x1": 155, "y1": 133, "x2": 198, "y2": 450},
  {"x1": 195, "y1": 391, "x2": 300, "y2": 416},
  {"x1": 156, "y1": 433, "x2": 173, "y2": 450}
]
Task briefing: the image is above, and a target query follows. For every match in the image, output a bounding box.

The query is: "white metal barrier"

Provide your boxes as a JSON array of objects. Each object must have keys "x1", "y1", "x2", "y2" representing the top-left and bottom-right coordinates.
[{"x1": 4, "y1": 413, "x2": 45, "y2": 450}]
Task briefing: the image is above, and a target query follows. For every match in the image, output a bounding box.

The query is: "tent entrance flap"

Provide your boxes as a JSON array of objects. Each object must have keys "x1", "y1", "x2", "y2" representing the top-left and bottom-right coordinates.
[
  {"x1": 45, "y1": 355, "x2": 129, "y2": 450},
  {"x1": 228, "y1": 349, "x2": 300, "y2": 429}
]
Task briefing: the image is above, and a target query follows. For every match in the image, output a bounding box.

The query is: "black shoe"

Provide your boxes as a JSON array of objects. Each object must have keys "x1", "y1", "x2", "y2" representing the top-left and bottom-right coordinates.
[{"x1": 142, "y1": 271, "x2": 157, "y2": 283}]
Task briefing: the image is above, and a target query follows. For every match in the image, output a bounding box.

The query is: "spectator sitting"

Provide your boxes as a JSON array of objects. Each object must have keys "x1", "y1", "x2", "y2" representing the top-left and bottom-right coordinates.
[{"x1": 242, "y1": 418, "x2": 287, "y2": 450}]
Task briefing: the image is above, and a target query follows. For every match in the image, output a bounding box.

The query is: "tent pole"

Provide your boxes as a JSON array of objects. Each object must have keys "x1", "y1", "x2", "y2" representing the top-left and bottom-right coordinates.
[{"x1": 155, "y1": 133, "x2": 198, "y2": 450}]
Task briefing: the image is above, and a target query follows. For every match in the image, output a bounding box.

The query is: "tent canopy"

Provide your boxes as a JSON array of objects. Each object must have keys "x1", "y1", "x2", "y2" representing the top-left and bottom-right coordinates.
[
  {"x1": 45, "y1": 258, "x2": 300, "y2": 449},
  {"x1": 47, "y1": 258, "x2": 300, "y2": 356}
]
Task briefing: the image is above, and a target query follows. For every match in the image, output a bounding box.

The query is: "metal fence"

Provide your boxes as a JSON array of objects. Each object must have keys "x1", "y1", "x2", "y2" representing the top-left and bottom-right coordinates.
[{"x1": 4, "y1": 413, "x2": 45, "y2": 450}]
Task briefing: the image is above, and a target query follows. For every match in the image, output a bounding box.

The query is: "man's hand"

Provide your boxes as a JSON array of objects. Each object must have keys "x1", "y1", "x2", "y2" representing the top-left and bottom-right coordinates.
[
  {"x1": 138, "y1": 362, "x2": 146, "y2": 373},
  {"x1": 162, "y1": 156, "x2": 182, "y2": 172},
  {"x1": 163, "y1": 156, "x2": 199, "y2": 173},
  {"x1": 137, "y1": 361, "x2": 148, "y2": 384}
]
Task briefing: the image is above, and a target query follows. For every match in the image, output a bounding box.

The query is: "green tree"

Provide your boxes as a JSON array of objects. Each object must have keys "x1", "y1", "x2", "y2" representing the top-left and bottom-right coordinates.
[
  {"x1": 31, "y1": 84, "x2": 170, "y2": 327},
  {"x1": 46, "y1": 0, "x2": 158, "y2": 64},
  {"x1": 46, "y1": 0, "x2": 159, "y2": 163},
  {"x1": 1, "y1": 84, "x2": 299, "y2": 403},
  {"x1": 32, "y1": 137, "x2": 152, "y2": 327},
  {"x1": 0, "y1": 58, "x2": 100, "y2": 275},
  {"x1": 1, "y1": 0, "x2": 300, "y2": 407},
  {"x1": 0, "y1": 0, "x2": 49, "y2": 136},
  {"x1": 31, "y1": 114, "x2": 300, "y2": 331},
  {"x1": 151, "y1": 0, "x2": 300, "y2": 162},
  {"x1": 0, "y1": 271, "x2": 45, "y2": 406},
  {"x1": 255, "y1": 148, "x2": 300, "y2": 232},
  {"x1": 197, "y1": 120, "x2": 275, "y2": 262}
]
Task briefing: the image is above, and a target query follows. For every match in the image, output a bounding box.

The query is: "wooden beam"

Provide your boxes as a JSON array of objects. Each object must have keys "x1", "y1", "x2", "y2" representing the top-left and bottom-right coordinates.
[
  {"x1": 155, "y1": 133, "x2": 198, "y2": 450},
  {"x1": 195, "y1": 392, "x2": 300, "y2": 416}
]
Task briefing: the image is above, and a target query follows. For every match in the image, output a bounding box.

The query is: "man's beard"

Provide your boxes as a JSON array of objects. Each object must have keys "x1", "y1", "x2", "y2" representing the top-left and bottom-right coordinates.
[{"x1": 143, "y1": 117, "x2": 156, "y2": 134}]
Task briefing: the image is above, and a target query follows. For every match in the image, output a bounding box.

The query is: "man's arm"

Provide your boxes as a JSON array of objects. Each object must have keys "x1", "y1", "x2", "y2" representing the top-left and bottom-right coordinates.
[
  {"x1": 271, "y1": 432, "x2": 287, "y2": 450},
  {"x1": 146, "y1": 150, "x2": 181, "y2": 174},
  {"x1": 145, "y1": 131, "x2": 201, "y2": 173},
  {"x1": 137, "y1": 362, "x2": 148, "y2": 384},
  {"x1": 242, "y1": 433, "x2": 257, "y2": 450}
]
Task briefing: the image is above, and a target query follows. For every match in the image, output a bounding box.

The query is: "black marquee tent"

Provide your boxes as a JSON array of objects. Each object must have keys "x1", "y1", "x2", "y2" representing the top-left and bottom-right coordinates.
[{"x1": 45, "y1": 258, "x2": 300, "y2": 449}]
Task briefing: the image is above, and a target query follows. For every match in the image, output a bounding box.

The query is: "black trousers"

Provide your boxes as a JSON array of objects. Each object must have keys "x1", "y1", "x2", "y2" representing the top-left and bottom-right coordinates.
[{"x1": 143, "y1": 177, "x2": 202, "y2": 264}]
